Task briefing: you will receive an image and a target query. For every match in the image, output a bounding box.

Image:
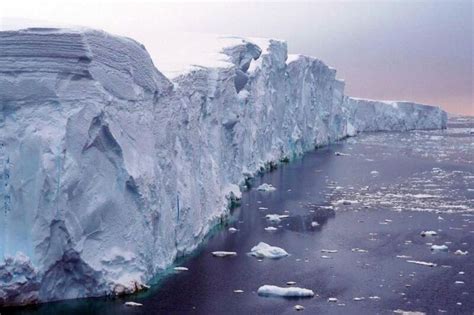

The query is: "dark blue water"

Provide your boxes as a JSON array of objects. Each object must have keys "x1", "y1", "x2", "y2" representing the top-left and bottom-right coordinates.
[{"x1": 4, "y1": 117, "x2": 474, "y2": 315}]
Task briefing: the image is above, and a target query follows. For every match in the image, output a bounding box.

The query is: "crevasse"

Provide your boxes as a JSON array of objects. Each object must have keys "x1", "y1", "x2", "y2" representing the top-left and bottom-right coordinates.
[{"x1": 0, "y1": 28, "x2": 447, "y2": 306}]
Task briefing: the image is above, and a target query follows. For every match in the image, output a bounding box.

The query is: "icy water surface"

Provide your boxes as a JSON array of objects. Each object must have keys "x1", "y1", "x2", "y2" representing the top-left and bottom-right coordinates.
[{"x1": 5, "y1": 117, "x2": 474, "y2": 315}]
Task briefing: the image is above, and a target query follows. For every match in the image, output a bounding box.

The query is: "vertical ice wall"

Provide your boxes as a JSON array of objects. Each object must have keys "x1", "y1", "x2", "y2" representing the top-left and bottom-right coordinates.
[{"x1": 0, "y1": 28, "x2": 447, "y2": 306}]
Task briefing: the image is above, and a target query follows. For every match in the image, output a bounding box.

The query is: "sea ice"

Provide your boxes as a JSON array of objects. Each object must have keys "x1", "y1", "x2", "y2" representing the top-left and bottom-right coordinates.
[
  {"x1": 250, "y1": 242, "x2": 289, "y2": 259},
  {"x1": 257, "y1": 285, "x2": 314, "y2": 298},
  {"x1": 257, "y1": 183, "x2": 277, "y2": 192}
]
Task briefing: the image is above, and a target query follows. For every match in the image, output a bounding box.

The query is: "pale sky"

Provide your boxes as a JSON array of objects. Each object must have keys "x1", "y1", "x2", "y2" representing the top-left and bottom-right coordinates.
[{"x1": 1, "y1": 0, "x2": 472, "y2": 115}]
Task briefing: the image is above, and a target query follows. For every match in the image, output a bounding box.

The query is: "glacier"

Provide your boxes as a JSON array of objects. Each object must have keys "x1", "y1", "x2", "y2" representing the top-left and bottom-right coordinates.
[{"x1": 0, "y1": 27, "x2": 447, "y2": 306}]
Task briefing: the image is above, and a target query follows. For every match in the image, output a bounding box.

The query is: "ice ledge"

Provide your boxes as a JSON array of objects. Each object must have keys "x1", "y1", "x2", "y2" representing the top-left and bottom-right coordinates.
[{"x1": 0, "y1": 27, "x2": 447, "y2": 306}]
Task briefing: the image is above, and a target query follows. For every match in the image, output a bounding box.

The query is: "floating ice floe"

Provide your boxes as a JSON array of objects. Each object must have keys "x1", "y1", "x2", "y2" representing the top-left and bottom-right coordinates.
[
  {"x1": 264, "y1": 226, "x2": 278, "y2": 232},
  {"x1": 228, "y1": 227, "x2": 239, "y2": 233},
  {"x1": 321, "y1": 249, "x2": 338, "y2": 253},
  {"x1": 125, "y1": 302, "x2": 143, "y2": 307},
  {"x1": 406, "y1": 260, "x2": 437, "y2": 267},
  {"x1": 327, "y1": 297, "x2": 338, "y2": 303},
  {"x1": 250, "y1": 242, "x2": 289, "y2": 259},
  {"x1": 431, "y1": 244, "x2": 448, "y2": 252},
  {"x1": 294, "y1": 305, "x2": 305, "y2": 311},
  {"x1": 334, "y1": 152, "x2": 350, "y2": 156},
  {"x1": 369, "y1": 296, "x2": 381, "y2": 300},
  {"x1": 353, "y1": 297, "x2": 365, "y2": 301},
  {"x1": 233, "y1": 289, "x2": 244, "y2": 293},
  {"x1": 257, "y1": 285, "x2": 314, "y2": 298},
  {"x1": 211, "y1": 251, "x2": 237, "y2": 257},
  {"x1": 394, "y1": 309, "x2": 426, "y2": 315},
  {"x1": 257, "y1": 183, "x2": 277, "y2": 192},
  {"x1": 420, "y1": 230, "x2": 437, "y2": 237},
  {"x1": 287, "y1": 281, "x2": 297, "y2": 285},
  {"x1": 311, "y1": 221, "x2": 320, "y2": 227},
  {"x1": 454, "y1": 249, "x2": 468, "y2": 255},
  {"x1": 370, "y1": 170, "x2": 379, "y2": 176},
  {"x1": 265, "y1": 214, "x2": 290, "y2": 223},
  {"x1": 351, "y1": 248, "x2": 368, "y2": 253},
  {"x1": 174, "y1": 266, "x2": 189, "y2": 271}
]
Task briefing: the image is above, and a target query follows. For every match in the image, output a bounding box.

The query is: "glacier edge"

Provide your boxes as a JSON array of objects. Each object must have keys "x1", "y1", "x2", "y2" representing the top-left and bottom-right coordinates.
[{"x1": 0, "y1": 27, "x2": 447, "y2": 306}]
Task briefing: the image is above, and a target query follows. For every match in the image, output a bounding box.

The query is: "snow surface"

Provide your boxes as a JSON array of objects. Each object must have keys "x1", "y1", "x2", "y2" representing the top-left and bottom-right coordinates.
[{"x1": 0, "y1": 27, "x2": 447, "y2": 305}]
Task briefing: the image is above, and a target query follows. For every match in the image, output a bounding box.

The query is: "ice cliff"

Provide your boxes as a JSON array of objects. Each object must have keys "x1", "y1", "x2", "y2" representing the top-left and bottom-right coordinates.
[{"x1": 0, "y1": 28, "x2": 447, "y2": 306}]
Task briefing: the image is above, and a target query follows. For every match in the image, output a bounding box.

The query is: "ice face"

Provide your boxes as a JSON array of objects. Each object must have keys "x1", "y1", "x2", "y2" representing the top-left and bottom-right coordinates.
[{"x1": 0, "y1": 27, "x2": 447, "y2": 306}]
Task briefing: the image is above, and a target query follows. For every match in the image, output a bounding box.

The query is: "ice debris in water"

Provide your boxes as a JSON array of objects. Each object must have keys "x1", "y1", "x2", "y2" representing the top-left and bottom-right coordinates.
[
  {"x1": 174, "y1": 266, "x2": 189, "y2": 271},
  {"x1": 311, "y1": 221, "x2": 320, "y2": 227},
  {"x1": 454, "y1": 250, "x2": 468, "y2": 255},
  {"x1": 394, "y1": 309, "x2": 426, "y2": 315},
  {"x1": 211, "y1": 251, "x2": 237, "y2": 257},
  {"x1": 250, "y1": 242, "x2": 289, "y2": 259},
  {"x1": 420, "y1": 230, "x2": 437, "y2": 237},
  {"x1": 264, "y1": 226, "x2": 278, "y2": 232},
  {"x1": 257, "y1": 285, "x2": 314, "y2": 298},
  {"x1": 125, "y1": 302, "x2": 143, "y2": 307},
  {"x1": 257, "y1": 183, "x2": 277, "y2": 192},
  {"x1": 328, "y1": 297, "x2": 338, "y2": 303},
  {"x1": 406, "y1": 260, "x2": 437, "y2": 267},
  {"x1": 431, "y1": 244, "x2": 448, "y2": 252},
  {"x1": 335, "y1": 152, "x2": 350, "y2": 156},
  {"x1": 265, "y1": 214, "x2": 290, "y2": 223},
  {"x1": 294, "y1": 305, "x2": 305, "y2": 311},
  {"x1": 228, "y1": 227, "x2": 239, "y2": 233}
]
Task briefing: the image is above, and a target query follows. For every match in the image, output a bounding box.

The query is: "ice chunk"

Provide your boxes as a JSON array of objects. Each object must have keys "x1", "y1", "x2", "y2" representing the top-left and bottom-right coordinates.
[
  {"x1": 257, "y1": 285, "x2": 314, "y2": 298},
  {"x1": 420, "y1": 230, "x2": 437, "y2": 237},
  {"x1": 125, "y1": 302, "x2": 143, "y2": 307},
  {"x1": 265, "y1": 214, "x2": 290, "y2": 223},
  {"x1": 250, "y1": 242, "x2": 289, "y2": 259},
  {"x1": 228, "y1": 227, "x2": 239, "y2": 233},
  {"x1": 174, "y1": 267, "x2": 189, "y2": 271},
  {"x1": 264, "y1": 226, "x2": 278, "y2": 232},
  {"x1": 454, "y1": 250, "x2": 468, "y2": 255},
  {"x1": 257, "y1": 183, "x2": 277, "y2": 192},
  {"x1": 406, "y1": 260, "x2": 437, "y2": 267},
  {"x1": 211, "y1": 251, "x2": 237, "y2": 257},
  {"x1": 294, "y1": 305, "x2": 305, "y2": 311}
]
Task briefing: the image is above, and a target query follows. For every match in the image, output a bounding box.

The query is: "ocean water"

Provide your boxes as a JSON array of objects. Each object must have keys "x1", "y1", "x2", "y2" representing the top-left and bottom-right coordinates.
[{"x1": 5, "y1": 117, "x2": 473, "y2": 315}]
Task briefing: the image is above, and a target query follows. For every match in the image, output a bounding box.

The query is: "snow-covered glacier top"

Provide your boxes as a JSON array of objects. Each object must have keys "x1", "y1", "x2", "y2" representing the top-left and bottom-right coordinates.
[{"x1": 0, "y1": 27, "x2": 447, "y2": 306}]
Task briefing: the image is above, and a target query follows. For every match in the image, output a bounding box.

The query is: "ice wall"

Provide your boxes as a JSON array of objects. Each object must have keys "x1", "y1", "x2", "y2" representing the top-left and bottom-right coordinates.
[{"x1": 0, "y1": 28, "x2": 447, "y2": 306}]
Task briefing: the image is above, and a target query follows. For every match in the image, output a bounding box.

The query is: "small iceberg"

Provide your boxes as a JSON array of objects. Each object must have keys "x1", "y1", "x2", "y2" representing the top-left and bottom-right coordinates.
[
  {"x1": 228, "y1": 227, "x2": 239, "y2": 233},
  {"x1": 335, "y1": 151, "x2": 350, "y2": 156},
  {"x1": 264, "y1": 226, "x2": 278, "y2": 232},
  {"x1": 125, "y1": 302, "x2": 143, "y2": 307},
  {"x1": 454, "y1": 249, "x2": 468, "y2": 255},
  {"x1": 212, "y1": 251, "x2": 237, "y2": 257},
  {"x1": 420, "y1": 230, "x2": 437, "y2": 237},
  {"x1": 250, "y1": 242, "x2": 289, "y2": 259},
  {"x1": 257, "y1": 285, "x2": 314, "y2": 298},
  {"x1": 257, "y1": 183, "x2": 277, "y2": 192},
  {"x1": 265, "y1": 214, "x2": 290, "y2": 223},
  {"x1": 174, "y1": 266, "x2": 189, "y2": 271},
  {"x1": 406, "y1": 260, "x2": 437, "y2": 267}
]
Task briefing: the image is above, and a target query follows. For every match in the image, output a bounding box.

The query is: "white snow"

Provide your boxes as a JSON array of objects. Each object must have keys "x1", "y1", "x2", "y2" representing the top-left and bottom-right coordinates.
[
  {"x1": 0, "y1": 27, "x2": 447, "y2": 305},
  {"x1": 249, "y1": 242, "x2": 289, "y2": 259},
  {"x1": 257, "y1": 285, "x2": 314, "y2": 298}
]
